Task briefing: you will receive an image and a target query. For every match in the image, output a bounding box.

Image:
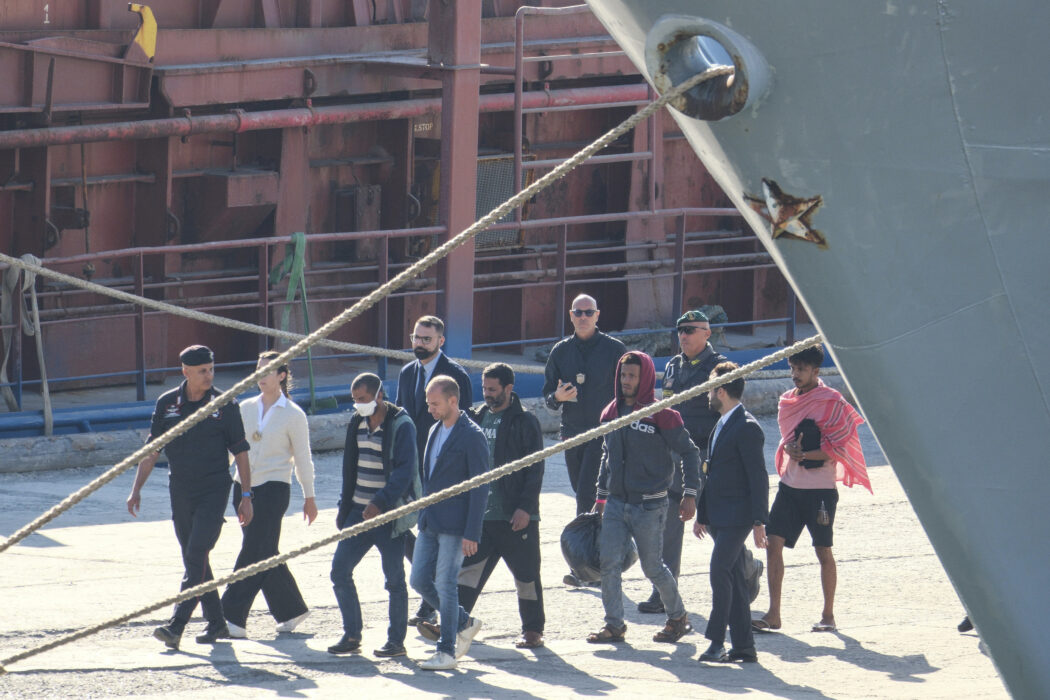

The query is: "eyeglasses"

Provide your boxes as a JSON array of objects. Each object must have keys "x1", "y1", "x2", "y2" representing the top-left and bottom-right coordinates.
[
  {"x1": 571, "y1": 308, "x2": 597, "y2": 317},
  {"x1": 677, "y1": 325, "x2": 709, "y2": 335},
  {"x1": 409, "y1": 334, "x2": 436, "y2": 344}
]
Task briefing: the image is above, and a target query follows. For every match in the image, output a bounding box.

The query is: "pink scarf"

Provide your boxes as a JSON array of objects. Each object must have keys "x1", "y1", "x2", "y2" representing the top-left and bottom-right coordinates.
[{"x1": 775, "y1": 380, "x2": 871, "y2": 492}]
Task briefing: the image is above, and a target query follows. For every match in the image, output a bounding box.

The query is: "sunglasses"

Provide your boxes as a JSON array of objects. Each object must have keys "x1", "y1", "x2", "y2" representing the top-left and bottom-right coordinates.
[
  {"x1": 571, "y1": 308, "x2": 597, "y2": 317},
  {"x1": 677, "y1": 325, "x2": 709, "y2": 335}
]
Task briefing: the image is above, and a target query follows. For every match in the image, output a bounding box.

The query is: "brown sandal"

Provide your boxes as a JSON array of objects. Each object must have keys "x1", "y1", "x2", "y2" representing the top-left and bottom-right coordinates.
[
  {"x1": 515, "y1": 631, "x2": 545, "y2": 649},
  {"x1": 586, "y1": 624, "x2": 627, "y2": 643},
  {"x1": 653, "y1": 615, "x2": 693, "y2": 643}
]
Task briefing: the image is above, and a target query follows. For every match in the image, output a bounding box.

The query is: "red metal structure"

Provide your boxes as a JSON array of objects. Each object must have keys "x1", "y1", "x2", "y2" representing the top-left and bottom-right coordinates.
[{"x1": 0, "y1": 1, "x2": 795, "y2": 409}]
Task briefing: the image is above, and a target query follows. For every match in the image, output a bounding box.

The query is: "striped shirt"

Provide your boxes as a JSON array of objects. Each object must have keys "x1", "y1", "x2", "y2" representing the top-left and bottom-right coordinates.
[{"x1": 352, "y1": 422, "x2": 387, "y2": 506}]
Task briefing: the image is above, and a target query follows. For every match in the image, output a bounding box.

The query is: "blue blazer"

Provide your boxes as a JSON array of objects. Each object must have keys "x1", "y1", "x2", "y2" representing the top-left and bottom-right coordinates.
[
  {"x1": 698, "y1": 405, "x2": 769, "y2": 528},
  {"x1": 418, "y1": 411, "x2": 490, "y2": 542},
  {"x1": 396, "y1": 352, "x2": 474, "y2": 464}
]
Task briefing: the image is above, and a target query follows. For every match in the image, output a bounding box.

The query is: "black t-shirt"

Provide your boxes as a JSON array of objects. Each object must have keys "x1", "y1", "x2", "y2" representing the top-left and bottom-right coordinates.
[{"x1": 148, "y1": 381, "x2": 249, "y2": 496}]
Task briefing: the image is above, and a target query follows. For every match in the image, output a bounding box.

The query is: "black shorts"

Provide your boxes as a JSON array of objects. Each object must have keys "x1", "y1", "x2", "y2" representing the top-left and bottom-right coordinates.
[{"x1": 767, "y1": 482, "x2": 838, "y2": 548}]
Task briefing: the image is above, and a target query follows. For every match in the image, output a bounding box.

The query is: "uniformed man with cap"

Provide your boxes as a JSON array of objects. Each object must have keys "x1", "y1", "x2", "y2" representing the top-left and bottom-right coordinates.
[
  {"x1": 127, "y1": 344, "x2": 254, "y2": 649},
  {"x1": 637, "y1": 310, "x2": 762, "y2": 613}
]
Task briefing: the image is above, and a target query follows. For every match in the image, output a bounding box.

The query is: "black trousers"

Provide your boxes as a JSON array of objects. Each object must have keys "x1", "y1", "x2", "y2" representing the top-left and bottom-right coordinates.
[
  {"x1": 705, "y1": 524, "x2": 755, "y2": 649},
  {"x1": 457, "y1": 519, "x2": 544, "y2": 634},
  {"x1": 169, "y1": 485, "x2": 228, "y2": 628},
  {"x1": 565, "y1": 436, "x2": 603, "y2": 515},
  {"x1": 220, "y1": 481, "x2": 308, "y2": 628}
]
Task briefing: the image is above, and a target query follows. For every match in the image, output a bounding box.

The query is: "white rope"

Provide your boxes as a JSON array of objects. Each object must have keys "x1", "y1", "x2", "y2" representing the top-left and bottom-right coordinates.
[
  {"x1": 0, "y1": 64, "x2": 733, "y2": 556},
  {"x1": 0, "y1": 332, "x2": 822, "y2": 673}
]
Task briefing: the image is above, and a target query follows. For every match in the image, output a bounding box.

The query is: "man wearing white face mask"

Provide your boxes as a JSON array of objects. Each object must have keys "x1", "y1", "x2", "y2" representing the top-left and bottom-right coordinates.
[{"x1": 329, "y1": 373, "x2": 419, "y2": 657}]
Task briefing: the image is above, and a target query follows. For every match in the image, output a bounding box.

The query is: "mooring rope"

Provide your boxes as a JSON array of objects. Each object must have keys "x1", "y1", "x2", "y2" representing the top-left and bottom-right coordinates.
[
  {"x1": 0, "y1": 64, "x2": 733, "y2": 556},
  {"x1": 0, "y1": 332, "x2": 821, "y2": 673}
]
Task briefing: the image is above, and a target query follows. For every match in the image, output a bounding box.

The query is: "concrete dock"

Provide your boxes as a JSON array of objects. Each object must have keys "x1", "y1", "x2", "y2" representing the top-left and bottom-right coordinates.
[{"x1": 0, "y1": 417, "x2": 1006, "y2": 698}]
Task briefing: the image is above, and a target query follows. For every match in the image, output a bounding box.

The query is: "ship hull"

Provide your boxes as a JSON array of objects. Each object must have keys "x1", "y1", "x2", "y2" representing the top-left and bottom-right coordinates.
[{"x1": 586, "y1": 2, "x2": 1050, "y2": 697}]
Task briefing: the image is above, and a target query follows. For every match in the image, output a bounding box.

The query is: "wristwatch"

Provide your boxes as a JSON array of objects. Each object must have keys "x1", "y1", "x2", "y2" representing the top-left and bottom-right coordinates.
[{"x1": 241, "y1": 490, "x2": 254, "y2": 500}]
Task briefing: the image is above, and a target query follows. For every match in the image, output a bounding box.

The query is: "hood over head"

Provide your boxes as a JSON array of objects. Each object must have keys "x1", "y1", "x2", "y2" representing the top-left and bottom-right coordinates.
[{"x1": 600, "y1": 351, "x2": 684, "y2": 431}]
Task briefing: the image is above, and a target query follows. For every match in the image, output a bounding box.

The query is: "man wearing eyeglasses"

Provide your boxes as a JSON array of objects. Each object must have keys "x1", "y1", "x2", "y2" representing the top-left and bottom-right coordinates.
[
  {"x1": 396, "y1": 315, "x2": 474, "y2": 624},
  {"x1": 542, "y1": 294, "x2": 626, "y2": 587},
  {"x1": 635, "y1": 310, "x2": 762, "y2": 614}
]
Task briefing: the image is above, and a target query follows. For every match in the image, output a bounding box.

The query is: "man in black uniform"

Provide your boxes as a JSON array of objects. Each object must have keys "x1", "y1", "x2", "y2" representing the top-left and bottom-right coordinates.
[
  {"x1": 639, "y1": 310, "x2": 762, "y2": 614},
  {"x1": 127, "y1": 345, "x2": 253, "y2": 650},
  {"x1": 542, "y1": 293, "x2": 626, "y2": 587},
  {"x1": 396, "y1": 315, "x2": 473, "y2": 624}
]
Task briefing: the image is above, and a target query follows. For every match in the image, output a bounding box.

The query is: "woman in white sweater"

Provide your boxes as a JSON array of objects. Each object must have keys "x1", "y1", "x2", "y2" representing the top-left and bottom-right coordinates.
[{"x1": 221, "y1": 351, "x2": 317, "y2": 637}]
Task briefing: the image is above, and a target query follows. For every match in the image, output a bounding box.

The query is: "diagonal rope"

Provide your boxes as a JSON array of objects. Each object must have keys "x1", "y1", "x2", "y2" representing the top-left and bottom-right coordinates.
[
  {"x1": 0, "y1": 64, "x2": 734, "y2": 556},
  {"x1": 0, "y1": 332, "x2": 822, "y2": 673}
]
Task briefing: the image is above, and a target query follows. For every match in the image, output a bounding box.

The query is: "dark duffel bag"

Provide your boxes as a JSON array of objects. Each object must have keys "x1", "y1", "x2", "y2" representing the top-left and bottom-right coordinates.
[{"x1": 560, "y1": 511, "x2": 638, "y2": 582}]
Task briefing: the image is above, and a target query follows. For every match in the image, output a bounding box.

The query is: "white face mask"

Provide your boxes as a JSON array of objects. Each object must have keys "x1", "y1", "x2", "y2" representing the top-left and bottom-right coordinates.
[{"x1": 354, "y1": 400, "x2": 377, "y2": 417}]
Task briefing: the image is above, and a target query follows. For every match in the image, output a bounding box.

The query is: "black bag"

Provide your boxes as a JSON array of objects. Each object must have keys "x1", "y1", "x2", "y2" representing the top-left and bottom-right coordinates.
[
  {"x1": 794, "y1": 418, "x2": 825, "y2": 469},
  {"x1": 560, "y1": 511, "x2": 639, "y2": 582}
]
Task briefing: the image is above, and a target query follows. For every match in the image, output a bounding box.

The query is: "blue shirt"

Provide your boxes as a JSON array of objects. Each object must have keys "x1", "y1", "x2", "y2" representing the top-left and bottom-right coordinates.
[{"x1": 428, "y1": 421, "x2": 454, "y2": 477}]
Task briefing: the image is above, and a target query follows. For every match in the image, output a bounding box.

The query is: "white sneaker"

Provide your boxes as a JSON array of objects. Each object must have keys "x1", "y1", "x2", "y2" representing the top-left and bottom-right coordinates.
[
  {"x1": 226, "y1": 621, "x2": 247, "y2": 639},
  {"x1": 275, "y1": 611, "x2": 310, "y2": 633},
  {"x1": 419, "y1": 650, "x2": 457, "y2": 670},
  {"x1": 455, "y1": 617, "x2": 483, "y2": 659}
]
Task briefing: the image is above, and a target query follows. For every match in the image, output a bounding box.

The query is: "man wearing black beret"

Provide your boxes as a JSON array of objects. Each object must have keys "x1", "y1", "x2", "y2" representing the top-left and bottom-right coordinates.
[{"x1": 127, "y1": 345, "x2": 254, "y2": 649}]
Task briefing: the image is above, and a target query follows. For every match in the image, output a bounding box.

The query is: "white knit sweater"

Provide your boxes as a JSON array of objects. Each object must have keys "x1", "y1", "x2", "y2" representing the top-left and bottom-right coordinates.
[{"x1": 235, "y1": 394, "x2": 316, "y2": 499}]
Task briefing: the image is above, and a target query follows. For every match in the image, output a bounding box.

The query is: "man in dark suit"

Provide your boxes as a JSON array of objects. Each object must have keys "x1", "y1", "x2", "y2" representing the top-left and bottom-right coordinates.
[
  {"x1": 409, "y1": 375, "x2": 490, "y2": 671},
  {"x1": 397, "y1": 315, "x2": 474, "y2": 461},
  {"x1": 396, "y1": 314, "x2": 474, "y2": 624},
  {"x1": 694, "y1": 361, "x2": 769, "y2": 664}
]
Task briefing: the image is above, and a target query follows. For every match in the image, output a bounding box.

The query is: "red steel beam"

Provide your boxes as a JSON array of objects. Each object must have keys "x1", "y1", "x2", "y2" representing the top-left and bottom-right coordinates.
[{"x1": 0, "y1": 83, "x2": 649, "y2": 150}]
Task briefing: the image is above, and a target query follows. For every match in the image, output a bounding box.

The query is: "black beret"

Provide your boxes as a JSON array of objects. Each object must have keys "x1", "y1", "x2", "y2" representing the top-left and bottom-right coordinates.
[{"x1": 179, "y1": 345, "x2": 214, "y2": 366}]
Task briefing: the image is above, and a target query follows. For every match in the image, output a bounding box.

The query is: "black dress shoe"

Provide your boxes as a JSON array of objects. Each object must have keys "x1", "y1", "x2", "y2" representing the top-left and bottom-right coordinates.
[
  {"x1": 195, "y1": 624, "x2": 231, "y2": 644},
  {"x1": 374, "y1": 641, "x2": 407, "y2": 657},
  {"x1": 728, "y1": 646, "x2": 758, "y2": 663},
  {"x1": 153, "y1": 623, "x2": 183, "y2": 650},
  {"x1": 958, "y1": 616, "x2": 974, "y2": 633},
  {"x1": 637, "y1": 589, "x2": 665, "y2": 614},
  {"x1": 698, "y1": 642, "x2": 728, "y2": 662},
  {"x1": 328, "y1": 634, "x2": 362, "y2": 654}
]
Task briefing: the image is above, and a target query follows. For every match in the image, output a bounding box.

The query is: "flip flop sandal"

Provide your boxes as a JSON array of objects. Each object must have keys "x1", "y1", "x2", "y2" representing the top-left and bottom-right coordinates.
[
  {"x1": 811, "y1": 622, "x2": 837, "y2": 632},
  {"x1": 751, "y1": 619, "x2": 779, "y2": 633}
]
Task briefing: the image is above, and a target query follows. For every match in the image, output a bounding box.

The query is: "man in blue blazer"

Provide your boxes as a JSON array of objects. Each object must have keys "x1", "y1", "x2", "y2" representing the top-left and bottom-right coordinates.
[
  {"x1": 396, "y1": 314, "x2": 474, "y2": 625},
  {"x1": 694, "y1": 361, "x2": 769, "y2": 664},
  {"x1": 409, "y1": 375, "x2": 490, "y2": 671}
]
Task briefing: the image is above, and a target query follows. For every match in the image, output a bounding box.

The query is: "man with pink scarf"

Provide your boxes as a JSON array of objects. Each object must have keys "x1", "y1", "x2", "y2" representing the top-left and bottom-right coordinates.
[{"x1": 752, "y1": 345, "x2": 869, "y2": 634}]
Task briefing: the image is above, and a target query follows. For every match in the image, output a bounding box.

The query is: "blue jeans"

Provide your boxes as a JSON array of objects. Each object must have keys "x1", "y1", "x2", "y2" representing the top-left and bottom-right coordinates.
[
  {"x1": 600, "y1": 497, "x2": 685, "y2": 628},
  {"x1": 409, "y1": 527, "x2": 470, "y2": 656},
  {"x1": 330, "y1": 505, "x2": 408, "y2": 645}
]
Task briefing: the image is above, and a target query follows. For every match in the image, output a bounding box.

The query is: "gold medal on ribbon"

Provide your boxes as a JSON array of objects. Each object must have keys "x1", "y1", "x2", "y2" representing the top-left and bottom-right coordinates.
[{"x1": 252, "y1": 431, "x2": 263, "y2": 442}]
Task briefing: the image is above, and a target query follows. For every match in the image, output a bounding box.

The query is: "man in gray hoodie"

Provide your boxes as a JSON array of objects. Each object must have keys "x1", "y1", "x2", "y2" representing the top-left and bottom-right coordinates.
[{"x1": 587, "y1": 351, "x2": 702, "y2": 646}]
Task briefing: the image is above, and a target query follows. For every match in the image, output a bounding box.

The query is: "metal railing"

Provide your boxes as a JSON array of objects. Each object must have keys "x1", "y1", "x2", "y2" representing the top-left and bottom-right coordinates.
[{"x1": 0, "y1": 205, "x2": 796, "y2": 413}]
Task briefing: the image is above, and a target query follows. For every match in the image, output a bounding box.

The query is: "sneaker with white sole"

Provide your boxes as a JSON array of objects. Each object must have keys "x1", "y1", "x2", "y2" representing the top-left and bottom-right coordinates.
[
  {"x1": 226, "y1": 621, "x2": 247, "y2": 639},
  {"x1": 455, "y1": 617, "x2": 482, "y2": 659},
  {"x1": 419, "y1": 650, "x2": 457, "y2": 670},
  {"x1": 275, "y1": 611, "x2": 310, "y2": 633}
]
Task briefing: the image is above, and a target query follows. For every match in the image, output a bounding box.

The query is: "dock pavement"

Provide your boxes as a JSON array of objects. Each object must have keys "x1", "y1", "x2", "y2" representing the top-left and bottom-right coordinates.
[{"x1": 0, "y1": 416, "x2": 1006, "y2": 698}]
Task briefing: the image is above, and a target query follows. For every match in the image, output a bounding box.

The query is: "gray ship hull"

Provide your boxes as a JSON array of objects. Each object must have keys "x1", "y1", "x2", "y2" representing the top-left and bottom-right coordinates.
[{"x1": 585, "y1": 2, "x2": 1050, "y2": 697}]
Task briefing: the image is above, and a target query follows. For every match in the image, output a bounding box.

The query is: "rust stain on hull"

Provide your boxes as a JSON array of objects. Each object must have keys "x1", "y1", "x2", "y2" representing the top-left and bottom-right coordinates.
[{"x1": 744, "y1": 178, "x2": 827, "y2": 249}]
